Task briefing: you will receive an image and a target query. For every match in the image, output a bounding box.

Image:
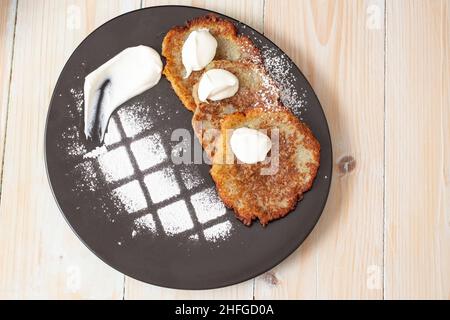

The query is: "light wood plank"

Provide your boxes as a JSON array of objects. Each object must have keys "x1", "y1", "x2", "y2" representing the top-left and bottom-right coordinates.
[
  {"x1": 142, "y1": 0, "x2": 264, "y2": 32},
  {"x1": 124, "y1": 0, "x2": 264, "y2": 299},
  {"x1": 0, "y1": 0, "x2": 16, "y2": 193},
  {"x1": 0, "y1": 0, "x2": 140, "y2": 299},
  {"x1": 4, "y1": 0, "x2": 448, "y2": 300},
  {"x1": 125, "y1": 278, "x2": 254, "y2": 300},
  {"x1": 256, "y1": 0, "x2": 385, "y2": 299},
  {"x1": 385, "y1": 0, "x2": 450, "y2": 299}
]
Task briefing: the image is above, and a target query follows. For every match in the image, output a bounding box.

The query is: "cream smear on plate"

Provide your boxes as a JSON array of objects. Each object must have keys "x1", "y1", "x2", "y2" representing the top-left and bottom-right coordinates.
[{"x1": 84, "y1": 45, "x2": 162, "y2": 142}]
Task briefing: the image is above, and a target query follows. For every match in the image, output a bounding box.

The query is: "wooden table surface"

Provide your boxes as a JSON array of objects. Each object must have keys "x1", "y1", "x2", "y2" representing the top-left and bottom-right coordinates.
[{"x1": 0, "y1": 0, "x2": 448, "y2": 300}]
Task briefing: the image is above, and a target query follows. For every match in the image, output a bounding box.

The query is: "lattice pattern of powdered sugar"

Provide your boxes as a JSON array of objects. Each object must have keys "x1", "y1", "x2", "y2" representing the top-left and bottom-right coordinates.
[{"x1": 61, "y1": 91, "x2": 234, "y2": 245}]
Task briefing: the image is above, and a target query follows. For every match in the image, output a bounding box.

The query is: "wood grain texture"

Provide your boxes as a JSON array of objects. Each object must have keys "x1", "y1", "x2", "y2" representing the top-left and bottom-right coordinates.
[
  {"x1": 385, "y1": 0, "x2": 450, "y2": 299},
  {"x1": 123, "y1": 0, "x2": 264, "y2": 299},
  {"x1": 0, "y1": 0, "x2": 449, "y2": 299},
  {"x1": 255, "y1": 0, "x2": 385, "y2": 299},
  {"x1": 125, "y1": 277, "x2": 254, "y2": 300},
  {"x1": 0, "y1": 0, "x2": 140, "y2": 299},
  {"x1": 142, "y1": 0, "x2": 264, "y2": 32},
  {"x1": 0, "y1": 0, "x2": 16, "y2": 193}
]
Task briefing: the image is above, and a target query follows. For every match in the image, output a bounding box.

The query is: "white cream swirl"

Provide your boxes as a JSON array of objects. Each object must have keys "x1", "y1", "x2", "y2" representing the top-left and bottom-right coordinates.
[
  {"x1": 181, "y1": 29, "x2": 217, "y2": 78},
  {"x1": 230, "y1": 128, "x2": 272, "y2": 164},
  {"x1": 198, "y1": 69, "x2": 239, "y2": 102}
]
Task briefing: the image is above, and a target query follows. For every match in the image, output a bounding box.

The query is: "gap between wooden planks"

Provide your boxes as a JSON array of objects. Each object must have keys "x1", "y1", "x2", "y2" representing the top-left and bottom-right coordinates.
[
  {"x1": 385, "y1": 0, "x2": 450, "y2": 299},
  {"x1": 255, "y1": 0, "x2": 385, "y2": 299},
  {"x1": 0, "y1": 0, "x2": 17, "y2": 195},
  {"x1": 0, "y1": 0, "x2": 140, "y2": 299}
]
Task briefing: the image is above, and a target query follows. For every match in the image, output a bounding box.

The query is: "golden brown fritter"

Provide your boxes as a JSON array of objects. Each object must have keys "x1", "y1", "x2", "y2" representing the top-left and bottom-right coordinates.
[
  {"x1": 210, "y1": 108, "x2": 320, "y2": 226},
  {"x1": 163, "y1": 15, "x2": 321, "y2": 226},
  {"x1": 162, "y1": 14, "x2": 262, "y2": 111}
]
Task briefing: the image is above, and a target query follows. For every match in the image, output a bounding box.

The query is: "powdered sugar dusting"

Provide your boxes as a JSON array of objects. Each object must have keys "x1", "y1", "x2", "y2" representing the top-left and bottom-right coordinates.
[
  {"x1": 72, "y1": 160, "x2": 98, "y2": 192},
  {"x1": 144, "y1": 168, "x2": 180, "y2": 203},
  {"x1": 61, "y1": 125, "x2": 87, "y2": 157},
  {"x1": 130, "y1": 133, "x2": 167, "y2": 170},
  {"x1": 69, "y1": 88, "x2": 84, "y2": 114},
  {"x1": 190, "y1": 187, "x2": 226, "y2": 223},
  {"x1": 132, "y1": 213, "x2": 157, "y2": 237},
  {"x1": 157, "y1": 200, "x2": 194, "y2": 236},
  {"x1": 98, "y1": 146, "x2": 134, "y2": 182},
  {"x1": 112, "y1": 180, "x2": 147, "y2": 213},
  {"x1": 261, "y1": 46, "x2": 308, "y2": 116},
  {"x1": 203, "y1": 221, "x2": 233, "y2": 243},
  {"x1": 188, "y1": 234, "x2": 199, "y2": 241},
  {"x1": 118, "y1": 102, "x2": 154, "y2": 137},
  {"x1": 83, "y1": 145, "x2": 107, "y2": 159},
  {"x1": 180, "y1": 166, "x2": 204, "y2": 190}
]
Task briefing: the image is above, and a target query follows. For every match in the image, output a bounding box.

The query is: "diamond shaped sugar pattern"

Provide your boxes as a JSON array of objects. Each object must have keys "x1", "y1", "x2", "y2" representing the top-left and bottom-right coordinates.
[
  {"x1": 98, "y1": 146, "x2": 134, "y2": 182},
  {"x1": 112, "y1": 180, "x2": 147, "y2": 213},
  {"x1": 157, "y1": 200, "x2": 194, "y2": 236},
  {"x1": 144, "y1": 167, "x2": 180, "y2": 203},
  {"x1": 130, "y1": 133, "x2": 167, "y2": 170},
  {"x1": 190, "y1": 187, "x2": 226, "y2": 223}
]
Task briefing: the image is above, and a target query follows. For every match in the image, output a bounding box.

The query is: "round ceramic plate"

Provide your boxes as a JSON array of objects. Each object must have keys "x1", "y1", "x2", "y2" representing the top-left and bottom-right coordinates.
[{"x1": 45, "y1": 6, "x2": 332, "y2": 289}]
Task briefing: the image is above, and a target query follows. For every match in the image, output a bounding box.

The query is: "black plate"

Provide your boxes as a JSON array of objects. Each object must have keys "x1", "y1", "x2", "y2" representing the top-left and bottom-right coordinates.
[{"x1": 45, "y1": 6, "x2": 332, "y2": 289}]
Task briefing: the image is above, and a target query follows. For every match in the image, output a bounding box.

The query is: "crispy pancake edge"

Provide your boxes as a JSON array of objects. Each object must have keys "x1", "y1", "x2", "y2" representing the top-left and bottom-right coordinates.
[
  {"x1": 162, "y1": 14, "x2": 262, "y2": 111},
  {"x1": 210, "y1": 108, "x2": 321, "y2": 226}
]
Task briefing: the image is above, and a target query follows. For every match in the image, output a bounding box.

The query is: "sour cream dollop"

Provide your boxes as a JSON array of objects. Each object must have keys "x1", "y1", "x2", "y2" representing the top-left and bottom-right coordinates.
[
  {"x1": 83, "y1": 45, "x2": 162, "y2": 142},
  {"x1": 230, "y1": 127, "x2": 272, "y2": 164},
  {"x1": 198, "y1": 69, "x2": 239, "y2": 102},
  {"x1": 181, "y1": 29, "x2": 217, "y2": 78}
]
